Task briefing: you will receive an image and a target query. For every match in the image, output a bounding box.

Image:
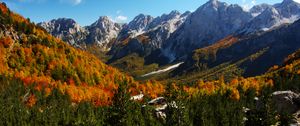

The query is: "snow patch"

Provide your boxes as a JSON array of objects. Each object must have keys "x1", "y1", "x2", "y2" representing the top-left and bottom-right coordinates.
[{"x1": 141, "y1": 62, "x2": 184, "y2": 77}]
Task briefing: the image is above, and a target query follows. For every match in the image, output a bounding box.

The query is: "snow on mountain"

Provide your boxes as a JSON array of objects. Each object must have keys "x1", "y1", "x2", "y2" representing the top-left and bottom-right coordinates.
[
  {"x1": 37, "y1": 18, "x2": 88, "y2": 47},
  {"x1": 250, "y1": 4, "x2": 272, "y2": 17},
  {"x1": 86, "y1": 16, "x2": 122, "y2": 51},
  {"x1": 38, "y1": 0, "x2": 300, "y2": 64},
  {"x1": 119, "y1": 14, "x2": 154, "y2": 38},
  {"x1": 141, "y1": 62, "x2": 184, "y2": 77},
  {"x1": 149, "y1": 10, "x2": 182, "y2": 29},
  {"x1": 144, "y1": 10, "x2": 191, "y2": 48},
  {"x1": 38, "y1": 16, "x2": 121, "y2": 51},
  {"x1": 109, "y1": 10, "x2": 191, "y2": 61},
  {"x1": 162, "y1": 0, "x2": 252, "y2": 62},
  {"x1": 240, "y1": 0, "x2": 300, "y2": 34}
]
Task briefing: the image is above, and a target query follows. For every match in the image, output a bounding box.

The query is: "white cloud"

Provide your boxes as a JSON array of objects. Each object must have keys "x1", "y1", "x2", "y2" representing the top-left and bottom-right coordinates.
[
  {"x1": 113, "y1": 10, "x2": 128, "y2": 23},
  {"x1": 251, "y1": 0, "x2": 256, "y2": 5},
  {"x1": 241, "y1": 0, "x2": 257, "y2": 11},
  {"x1": 115, "y1": 15, "x2": 128, "y2": 22},
  {"x1": 71, "y1": 0, "x2": 82, "y2": 5},
  {"x1": 59, "y1": 0, "x2": 82, "y2": 5}
]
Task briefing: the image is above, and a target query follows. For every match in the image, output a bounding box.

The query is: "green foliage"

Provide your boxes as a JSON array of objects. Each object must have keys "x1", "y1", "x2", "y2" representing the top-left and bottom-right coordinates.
[
  {"x1": 0, "y1": 75, "x2": 296, "y2": 125},
  {"x1": 110, "y1": 53, "x2": 159, "y2": 78},
  {"x1": 187, "y1": 93, "x2": 245, "y2": 126},
  {"x1": 244, "y1": 87, "x2": 278, "y2": 126}
]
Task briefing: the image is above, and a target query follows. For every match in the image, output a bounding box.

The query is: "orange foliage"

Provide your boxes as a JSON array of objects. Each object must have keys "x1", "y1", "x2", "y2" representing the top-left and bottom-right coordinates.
[
  {"x1": 0, "y1": 3, "x2": 286, "y2": 107},
  {"x1": 229, "y1": 78, "x2": 239, "y2": 87},
  {"x1": 0, "y1": 2, "x2": 167, "y2": 107},
  {"x1": 183, "y1": 77, "x2": 274, "y2": 100},
  {"x1": 0, "y1": 36, "x2": 13, "y2": 48},
  {"x1": 26, "y1": 94, "x2": 37, "y2": 107},
  {"x1": 136, "y1": 35, "x2": 150, "y2": 44},
  {"x1": 193, "y1": 35, "x2": 239, "y2": 59},
  {"x1": 230, "y1": 88, "x2": 240, "y2": 100},
  {"x1": 121, "y1": 37, "x2": 131, "y2": 45},
  {"x1": 0, "y1": 3, "x2": 8, "y2": 14}
]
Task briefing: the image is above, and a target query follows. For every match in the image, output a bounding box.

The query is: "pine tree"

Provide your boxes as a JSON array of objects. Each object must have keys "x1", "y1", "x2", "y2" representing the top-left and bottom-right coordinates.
[{"x1": 106, "y1": 80, "x2": 131, "y2": 125}]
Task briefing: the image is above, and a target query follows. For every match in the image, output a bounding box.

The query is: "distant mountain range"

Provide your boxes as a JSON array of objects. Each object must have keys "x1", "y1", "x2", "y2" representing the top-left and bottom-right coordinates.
[
  {"x1": 38, "y1": 16, "x2": 121, "y2": 51},
  {"x1": 38, "y1": 0, "x2": 300, "y2": 77}
]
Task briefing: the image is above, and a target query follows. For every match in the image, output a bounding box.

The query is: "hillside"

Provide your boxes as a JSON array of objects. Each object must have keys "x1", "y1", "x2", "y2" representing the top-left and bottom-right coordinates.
[
  {"x1": 0, "y1": 3, "x2": 164, "y2": 106},
  {"x1": 172, "y1": 18, "x2": 300, "y2": 82}
]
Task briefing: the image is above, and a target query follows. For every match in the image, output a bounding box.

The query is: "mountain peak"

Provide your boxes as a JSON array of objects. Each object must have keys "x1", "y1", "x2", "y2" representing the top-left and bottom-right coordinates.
[
  {"x1": 52, "y1": 18, "x2": 77, "y2": 24},
  {"x1": 181, "y1": 11, "x2": 191, "y2": 17},
  {"x1": 282, "y1": 0, "x2": 298, "y2": 4},
  {"x1": 98, "y1": 16, "x2": 112, "y2": 22},
  {"x1": 133, "y1": 14, "x2": 153, "y2": 21},
  {"x1": 169, "y1": 10, "x2": 181, "y2": 16},
  {"x1": 199, "y1": 0, "x2": 228, "y2": 11},
  {"x1": 277, "y1": 0, "x2": 300, "y2": 7},
  {"x1": 250, "y1": 3, "x2": 272, "y2": 16},
  {"x1": 209, "y1": 0, "x2": 218, "y2": 5},
  {"x1": 128, "y1": 14, "x2": 153, "y2": 28},
  {"x1": 205, "y1": 0, "x2": 225, "y2": 7},
  {"x1": 90, "y1": 16, "x2": 116, "y2": 27}
]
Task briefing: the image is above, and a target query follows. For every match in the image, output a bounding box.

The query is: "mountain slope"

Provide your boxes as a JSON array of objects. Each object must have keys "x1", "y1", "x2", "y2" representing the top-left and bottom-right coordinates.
[
  {"x1": 117, "y1": 14, "x2": 154, "y2": 40},
  {"x1": 0, "y1": 3, "x2": 164, "y2": 106},
  {"x1": 239, "y1": 0, "x2": 300, "y2": 34},
  {"x1": 86, "y1": 16, "x2": 122, "y2": 51},
  {"x1": 37, "y1": 18, "x2": 88, "y2": 48},
  {"x1": 162, "y1": 0, "x2": 252, "y2": 61},
  {"x1": 38, "y1": 16, "x2": 121, "y2": 51},
  {"x1": 108, "y1": 11, "x2": 190, "y2": 65},
  {"x1": 174, "y1": 18, "x2": 300, "y2": 80},
  {"x1": 249, "y1": 3, "x2": 272, "y2": 17}
]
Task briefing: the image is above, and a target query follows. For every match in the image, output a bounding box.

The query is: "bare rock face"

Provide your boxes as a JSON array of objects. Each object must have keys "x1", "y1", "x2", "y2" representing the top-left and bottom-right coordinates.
[
  {"x1": 86, "y1": 16, "x2": 122, "y2": 51},
  {"x1": 37, "y1": 18, "x2": 88, "y2": 48},
  {"x1": 162, "y1": 0, "x2": 252, "y2": 61},
  {"x1": 117, "y1": 14, "x2": 154, "y2": 40},
  {"x1": 293, "y1": 110, "x2": 300, "y2": 125},
  {"x1": 38, "y1": 16, "x2": 121, "y2": 51},
  {"x1": 250, "y1": 4, "x2": 272, "y2": 17},
  {"x1": 109, "y1": 11, "x2": 190, "y2": 62},
  {"x1": 142, "y1": 97, "x2": 179, "y2": 120},
  {"x1": 272, "y1": 91, "x2": 299, "y2": 114},
  {"x1": 240, "y1": 0, "x2": 300, "y2": 34}
]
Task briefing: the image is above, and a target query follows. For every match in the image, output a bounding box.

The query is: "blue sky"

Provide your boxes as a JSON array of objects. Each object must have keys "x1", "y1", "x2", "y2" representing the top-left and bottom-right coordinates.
[{"x1": 0, "y1": 0, "x2": 286, "y2": 26}]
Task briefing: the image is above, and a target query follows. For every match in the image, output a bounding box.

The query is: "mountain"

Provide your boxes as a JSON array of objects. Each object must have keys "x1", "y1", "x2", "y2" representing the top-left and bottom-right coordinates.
[
  {"x1": 117, "y1": 14, "x2": 154, "y2": 40},
  {"x1": 37, "y1": 18, "x2": 88, "y2": 48},
  {"x1": 145, "y1": 10, "x2": 191, "y2": 48},
  {"x1": 249, "y1": 4, "x2": 272, "y2": 17},
  {"x1": 38, "y1": 16, "x2": 121, "y2": 51},
  {"x1": 86, "y1": 16, "x2": 122, "y2": 51},
  {"x1": 174, "y1": 18, "x2": 300, "y2": 79},
  {"x1": 109, "y1": 11, "x2": 190, "y2": 63},
  {"x1": 36, "y1": 0, "x2": 300, "y2": 77},
  {"x1": 240, "y1": 0, "x2": 300, "y2": 34},
  {"x1": 161, "y1": 0, "x2": 253, "y2": 62}
]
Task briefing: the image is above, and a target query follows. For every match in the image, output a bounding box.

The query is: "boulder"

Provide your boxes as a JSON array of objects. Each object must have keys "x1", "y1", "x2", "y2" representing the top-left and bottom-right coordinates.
[
  {"x1": 142, "y1": 97, "x2": 179, "y2": 120},
  {"x1": 291, "y1": 110, "x2": 300, "y2": 125},
  {"x1": 272, "y1": 91, "x2": 300, "y2": 114}
]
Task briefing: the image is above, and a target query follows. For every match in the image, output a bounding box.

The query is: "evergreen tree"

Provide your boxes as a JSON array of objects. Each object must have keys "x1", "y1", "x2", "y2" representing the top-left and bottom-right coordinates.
[{"x1": 106, "y1": 80, "x2": 131, "y2": 125}]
